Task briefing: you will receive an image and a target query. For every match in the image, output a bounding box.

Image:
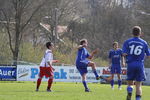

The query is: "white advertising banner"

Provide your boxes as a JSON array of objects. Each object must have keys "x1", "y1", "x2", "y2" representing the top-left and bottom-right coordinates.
[
  {"x1": 17, "y1": 65, "x2": 150, "y2": 85},
  {"x1": 17, "y1": 65, "x2": 103, "y2": 82},
  {"x1": 144, "y1": 68, "x2": 150, "y2": 85}
]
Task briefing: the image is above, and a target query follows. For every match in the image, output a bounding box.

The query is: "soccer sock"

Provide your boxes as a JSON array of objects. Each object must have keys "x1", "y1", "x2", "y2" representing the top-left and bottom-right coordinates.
[
  {"x1": 118, "y1": 80, "x2": 122, "y2": 87},
  {"x1": 47, "y1": 78, "x2": 53, "y2": 90},
  {"x1": 37, "y1": 78, "x2": 42, "y2": 89},
  {"x1": 136, "y1": 95, "x2": 141, "y2": 100},
  {"x1": 127, "y1": 86, "x2": 133, "y2": 97},
  {"x1": 82, "y1": 81, "x2": 88, "y2": 89},
  {"x1": 110, "y1": 80, "x2": 114, "y2": 87},
  {"x1": 93, "y1": 69, "x2": 99, "y2": 78}
]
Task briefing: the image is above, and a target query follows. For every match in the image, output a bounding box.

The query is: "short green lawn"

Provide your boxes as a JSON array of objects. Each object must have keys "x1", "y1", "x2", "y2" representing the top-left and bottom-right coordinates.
[{"x1": 0, "y1": 82, "x2": 149, "y2": 100}]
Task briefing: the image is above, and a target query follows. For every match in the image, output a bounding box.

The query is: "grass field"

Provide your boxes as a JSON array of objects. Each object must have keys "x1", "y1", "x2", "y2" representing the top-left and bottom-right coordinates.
[{"x1": 0, "y1": 82, "x2": 150, "y2": 100}]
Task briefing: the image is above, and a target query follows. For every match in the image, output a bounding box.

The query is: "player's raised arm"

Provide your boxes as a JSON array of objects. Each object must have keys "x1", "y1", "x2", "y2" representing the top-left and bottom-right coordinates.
[
  {"x1": 77, "y1": 39, "x2": 88, "y2": 50},
  {"x1": 77, "y1": 45, "x2": 84, "y2": 49},
  {"x1": 88, "y1": 48, "x2": 99, "y2": 59}
]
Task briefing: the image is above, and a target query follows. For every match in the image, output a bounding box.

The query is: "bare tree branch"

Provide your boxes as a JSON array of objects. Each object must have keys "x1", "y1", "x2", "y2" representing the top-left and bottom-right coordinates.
[
  {"x1": 0, "y1": 9, "x2": 14, "y2": 54},
  {"x1": 20, "y1": 0, "x2": 47, "y2": 32}
]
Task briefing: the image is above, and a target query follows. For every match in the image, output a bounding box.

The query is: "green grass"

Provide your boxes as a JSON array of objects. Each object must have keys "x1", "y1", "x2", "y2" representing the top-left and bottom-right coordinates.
[{"x1": 0, "y1": 82, "x2": 150, "y2": 100}]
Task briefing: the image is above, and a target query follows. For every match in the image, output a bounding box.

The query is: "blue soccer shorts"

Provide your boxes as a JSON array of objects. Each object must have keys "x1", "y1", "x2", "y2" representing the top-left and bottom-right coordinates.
[
  {"x1": 76, "y1": 60, "x2": 90, "y2": 76},
  {"x1": 111, "y1": 64, "x2": 122, "y2": 74},
  {"x1": 127, "y1": 62, "x2": 146, "y2": 82}
]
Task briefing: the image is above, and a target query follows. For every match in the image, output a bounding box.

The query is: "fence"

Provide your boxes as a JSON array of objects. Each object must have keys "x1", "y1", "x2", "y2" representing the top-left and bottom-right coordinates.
[{"x1": 1, "y1": 65, "x2": 150, "y2": 85}]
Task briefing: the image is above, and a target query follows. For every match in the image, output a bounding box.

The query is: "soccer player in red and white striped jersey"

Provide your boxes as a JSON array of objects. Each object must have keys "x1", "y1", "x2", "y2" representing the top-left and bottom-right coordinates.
[{"x1": 36, "y1": 42, "x2": 58, "y2": 92}]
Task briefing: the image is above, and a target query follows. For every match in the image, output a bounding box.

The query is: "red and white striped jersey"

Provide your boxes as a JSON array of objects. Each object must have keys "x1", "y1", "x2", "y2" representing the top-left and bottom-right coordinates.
[{"x1": 40, "y1": 49, "x2": 53, "y2": 67}]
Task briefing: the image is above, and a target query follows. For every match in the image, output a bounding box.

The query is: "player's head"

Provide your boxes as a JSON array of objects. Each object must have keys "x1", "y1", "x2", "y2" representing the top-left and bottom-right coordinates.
[
  {"x1": 113, "y1": 42, "x2": 118, "y2": 49},
  {"x1": 132, "y1": 26, "x2": 141, "y2": 37},
  {"x1": 46, "y1": 42, "x2": 54, "y2": 49},
  {"x1": 80, "y1": 39, "x2": 88, "y2": 47}
]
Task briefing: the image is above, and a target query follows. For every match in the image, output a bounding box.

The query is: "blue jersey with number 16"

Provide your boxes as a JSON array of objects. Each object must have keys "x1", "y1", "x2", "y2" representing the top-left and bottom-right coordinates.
[{"x1": 122, "y1": 37, "x2": 150, "y2": 63}]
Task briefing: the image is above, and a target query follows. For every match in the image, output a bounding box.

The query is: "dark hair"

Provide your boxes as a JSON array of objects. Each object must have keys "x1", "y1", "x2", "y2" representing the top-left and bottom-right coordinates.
[
  {"x1": 132, "y1": 26, "x2": 141, "y2": 36},
  {"x1": 80, "y1": 39, "x2": 87, "y2": 45},
  {"x1": 113, "y1": 42, "x2": 118, "y2": 47},
  {"x1": 46, "y1": 42, "x2": 53, "y2": 49}
]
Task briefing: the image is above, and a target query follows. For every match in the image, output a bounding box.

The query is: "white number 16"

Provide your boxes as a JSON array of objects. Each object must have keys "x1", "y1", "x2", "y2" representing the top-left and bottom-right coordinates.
[{"x1": 129, "y1": 45, "x2": 143, "y2": 55}]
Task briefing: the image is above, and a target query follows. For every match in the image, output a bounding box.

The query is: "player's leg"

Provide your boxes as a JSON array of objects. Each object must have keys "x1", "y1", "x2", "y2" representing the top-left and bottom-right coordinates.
[
  {"x1": 47, "y1": 76, "x2": 53, "y2": 92},
  {"x1": 100, "y1": 67, "x2": 115, "y2": 89},
  {"x1": 36, "y1": 67, "x2": 44, "y2": 91},
  {"x1": 77, "y1": 67, "x2": 90, "y2": 92},
  {"x1": 117, "y1": 66, "x2": 122, "y2": 89},
  {"x1": 46, "y1": 67, "x2": 54, "y2": 92},
  {"x1": 126, "y1": 63, "x2": 136, "y2": 100},
  {"x1": 109, "y1": 66, "x2": 115, "y2": 89},
  {"x1": 135, "y1": 63, "x2": 145, "y2": 100},
  {"x1": 135, "y1": 81, "x2": 142, "y2": 100},
  {"x1": 81, "y1": 73, "x2": 90, "y2": 92},
  {"x1": 36, "y1": 77, "x2": 43, "y2": 91},
  {"x1": 117, "y1": 74, "x2": 122, "y2": 90},
  {"x1": 110, "y1": 74, "x2": 114, "y2": 89},
  {"x1": 88, "y1": 61, "x2": 99, "y2": 80},
  {"x1": 126, "y1": 81, "x2": 134, "y2": 100}
]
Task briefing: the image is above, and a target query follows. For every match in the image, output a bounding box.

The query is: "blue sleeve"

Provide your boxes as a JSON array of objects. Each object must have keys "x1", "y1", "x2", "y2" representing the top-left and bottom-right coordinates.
[
  {"x1": 78, "y1": 48, "x2": 82, "y2": 51},
  {"x1": 86, "y1": 51, "x2": 90, "y2": 58},
  {"x1": 120, "y1": 49, "x2": 123, "y2": 56},
  {"x1": 108, "y1": 51, "x2": 111, "y2": 59},
  {"x1": 145, "y1": 43, "x2": 150, "y2": 56},
  {"x1": 83, "y1": 48, "x2": 90, "y2": 58},
  {"x1": 122, "y1": 41, "x2": 128, "y2": 54}
]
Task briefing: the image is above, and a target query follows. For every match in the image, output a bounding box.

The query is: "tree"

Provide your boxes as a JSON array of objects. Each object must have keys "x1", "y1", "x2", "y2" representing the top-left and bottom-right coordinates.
[
  {"x1": 0, "y1": 0, "x2": 46, "y2": 65},
  {"x1": 39, "y1": 0, "x2": 80, "y2": 44}
]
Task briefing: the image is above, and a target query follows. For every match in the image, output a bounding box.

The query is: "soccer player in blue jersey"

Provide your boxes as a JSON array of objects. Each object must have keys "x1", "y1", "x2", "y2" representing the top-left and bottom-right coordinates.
[
  {"x1": 76, "y1": 39, "x2": 100, "y2": 92},
  {"x1": 108, "y1": 42, "x2": 125, "y2": 90},
  {"x1": 122, "y1": 26, "x2": 150, "y2": 100}
]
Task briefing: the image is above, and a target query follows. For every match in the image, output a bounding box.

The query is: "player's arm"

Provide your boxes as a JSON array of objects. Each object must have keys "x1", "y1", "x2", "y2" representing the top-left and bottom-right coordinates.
[
  {"x1": 88, "y1": 48, "x2": 99, "y2": 59},
  {"x1": 108, "y1": 51, "x2": 112, "y2": 68},
  {"x1": 121, "y1": 56, "x2": 126, "y2": 67},
  {"x1": 77, "y1": 45, "x2": 83, "y2": 49},
  {"x1": 77, "y1": 44, "x2": 87, "y2": 49},
  {"x1": 47, "y1": 61, "x2": 52, "y2": 67},
  {"x1": 46, "y1": 53, "x2": 55, "y2": 71},
  {"x1": 147, "y1": 56, "x2": 150, "y2": 58},
  {"x1": 145, "y1": 43, "x2": 150, "y2": 59},
  {"x1": 47, "y1": 61, "x2": 55, "y2": 71},
  {"x1": 145, "y1": 53, "x2": 150, "y2": 59},
  {"x1": 108, "y1": 58, "x2": 112, "y2": 69},
  {"x1": 122, "y1": 41, "x2": 128, "y2": 57},
  {"x1": 122, "y1": 53, "x2": 127, "y2": 56},
  {"x1": 121, "y1": 49, "x2": 126, "y2": 67},
  {"x1": 52, "y1": 60, "x2": 59, "y2": 63}
]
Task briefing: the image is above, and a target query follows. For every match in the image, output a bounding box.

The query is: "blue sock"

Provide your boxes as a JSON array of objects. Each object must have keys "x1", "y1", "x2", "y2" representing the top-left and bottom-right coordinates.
[
  {"x1": 110, "y1": 80, "x2": 114, "y2": 87},
  {"x1": 118, "y1": 80, "x2": 122, "y2": 87},
  {"x1": 82, "y1": 81, "x2": 88, "y2": 89},
  {"x1": 127, "y1": 86, "x2": 133, "y2": 93},
  {"x1": 93, "y1": 70, "x2": 99, "y2": 78},
  {"x1": 127, "y1": 86, "x2": 133, "y2": 98},
  {"x1": 136, "y1": 95, "x2": 141, "y2": 100}
]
